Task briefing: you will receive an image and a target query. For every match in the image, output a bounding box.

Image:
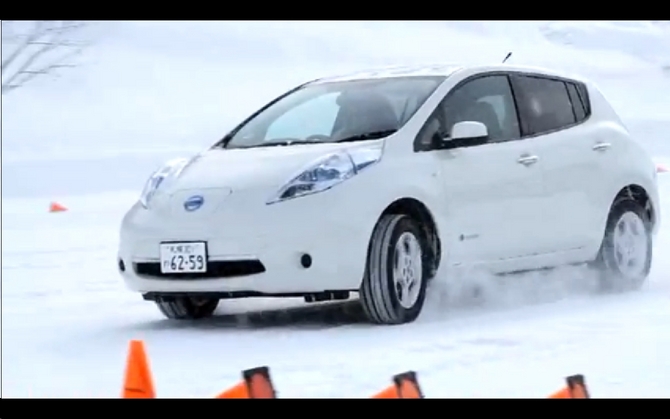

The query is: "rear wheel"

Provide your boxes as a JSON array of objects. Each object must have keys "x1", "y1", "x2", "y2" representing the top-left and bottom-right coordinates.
[
  {"x1": 594, "y1": 198, "x2": 652, "y2": 292},
  {"x1": 156, "y1": 296, "x2": 219, "y2": 320},
  {"x1": 359, "y1": 214, "x2": 430, "y2": 325}
]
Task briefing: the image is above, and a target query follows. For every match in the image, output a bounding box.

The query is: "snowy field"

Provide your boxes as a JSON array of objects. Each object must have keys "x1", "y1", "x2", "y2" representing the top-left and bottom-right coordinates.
[{"x1": 3, "y1": 21, "x2": 670, "y2": 398}]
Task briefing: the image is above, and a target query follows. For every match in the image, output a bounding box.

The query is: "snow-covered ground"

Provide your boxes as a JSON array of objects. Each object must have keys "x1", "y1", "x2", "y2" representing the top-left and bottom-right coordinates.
[{"x1": 2, "y1": 21, "x2": 670, "y2": 398}]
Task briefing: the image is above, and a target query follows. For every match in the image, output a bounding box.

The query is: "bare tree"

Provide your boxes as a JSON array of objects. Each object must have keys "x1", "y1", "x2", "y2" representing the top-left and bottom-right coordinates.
[{"x1": 1, "y1": 21, "x2": 90, "y2": 95}]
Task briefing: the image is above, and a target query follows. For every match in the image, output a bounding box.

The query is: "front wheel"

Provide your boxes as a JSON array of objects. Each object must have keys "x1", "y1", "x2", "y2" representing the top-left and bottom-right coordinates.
[
  {"x1": 156, "y1": 296, "x2": 219, "y2": 320},
  {"x1": 359, "y1": 214, "x2": 430, "y2": 325},
  {"x1": 594, "y1": 198, "x2": 652, "y2": 292}
]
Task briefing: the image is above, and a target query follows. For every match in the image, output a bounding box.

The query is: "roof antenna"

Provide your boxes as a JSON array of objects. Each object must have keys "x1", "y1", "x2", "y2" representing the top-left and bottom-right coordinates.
[{"x1": 502, "y1": 52, "x2": 512, "y2": 64}]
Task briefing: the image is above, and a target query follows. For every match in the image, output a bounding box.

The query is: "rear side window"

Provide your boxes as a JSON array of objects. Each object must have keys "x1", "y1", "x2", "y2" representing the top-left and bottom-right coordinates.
[
  {"x1": 511, "y1": 75, "x2": 576, "y2": 136},
  {"x1": 575, "y1": 82, "x2": 591, "y2": 116},
  {"x1": 565, "y1": 82, "x2": 587, "y2": 122}
]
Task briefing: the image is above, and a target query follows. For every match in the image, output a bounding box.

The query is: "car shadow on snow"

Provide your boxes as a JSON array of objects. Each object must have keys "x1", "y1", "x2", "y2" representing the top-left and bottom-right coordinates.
[
  {"x1": 121, "y1": 265, "x2": 609, "y2": 333},
  {"x1": 127, "y1": 299, "x2": 369, "y2": 332}
]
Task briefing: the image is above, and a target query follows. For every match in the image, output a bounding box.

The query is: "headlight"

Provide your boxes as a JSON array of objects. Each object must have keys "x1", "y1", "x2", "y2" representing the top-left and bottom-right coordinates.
[
  {"x1": 139, "y1": 157, "x2": 190, "y2": 208},
  {"x1": 267, "y1": 144, "x2": 384, "y2": 205}
]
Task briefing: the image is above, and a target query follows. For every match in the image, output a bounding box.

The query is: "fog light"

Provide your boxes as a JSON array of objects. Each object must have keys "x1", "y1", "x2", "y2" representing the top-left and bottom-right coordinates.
[
  {"x1": 300, "y1": 253, "x2": 312, "y2": 269},
  {"x1": 118, "y1": 258, "x2": 126, "y2": 272}
]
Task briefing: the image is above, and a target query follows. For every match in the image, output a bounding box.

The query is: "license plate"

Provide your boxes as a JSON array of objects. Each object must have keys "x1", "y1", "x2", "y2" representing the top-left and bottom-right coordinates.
[{"x1": 159, "y1": 242, "x2": 207, "y2": 273}]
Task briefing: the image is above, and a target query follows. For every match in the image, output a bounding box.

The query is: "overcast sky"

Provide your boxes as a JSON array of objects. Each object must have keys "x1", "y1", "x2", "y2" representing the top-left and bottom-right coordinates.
[{"x1": 2, "y1": 21, "x2": 668, "y2": 160}]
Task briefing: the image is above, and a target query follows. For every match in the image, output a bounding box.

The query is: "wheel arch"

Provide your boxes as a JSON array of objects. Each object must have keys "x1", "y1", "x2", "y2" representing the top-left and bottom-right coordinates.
[
  {"x1": 610, "y1": 184, "x2": 655, "y2": 228},
  {"x1": 377, "y1": 197, "x2": 441, "y2": 277}
]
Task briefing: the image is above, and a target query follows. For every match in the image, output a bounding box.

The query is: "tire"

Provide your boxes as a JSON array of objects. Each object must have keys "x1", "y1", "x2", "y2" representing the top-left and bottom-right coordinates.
[
  {"x1": 156, "y1": 296, "x2": 219, "y2": 320},
  {"x1": 594, "y1": 198, "x2": 652, "y2": 292},
  {"x1": 359, "y1": 214, "x2": 430, "y2": 325}
]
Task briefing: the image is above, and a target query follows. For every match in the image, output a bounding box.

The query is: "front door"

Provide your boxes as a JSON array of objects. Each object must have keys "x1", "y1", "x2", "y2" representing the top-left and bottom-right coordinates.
[
  {"x1": 442, "y1": 138, "x2": 545, "y2": 267},
  {"x1": 420, "y1": 74, "x2": 548, "y2": 269}
]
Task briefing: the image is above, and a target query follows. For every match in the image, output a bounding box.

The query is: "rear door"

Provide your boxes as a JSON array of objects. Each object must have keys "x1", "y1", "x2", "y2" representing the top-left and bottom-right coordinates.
[{"x1": 509, "y1": 74, "x2": 602, "y2": 255}]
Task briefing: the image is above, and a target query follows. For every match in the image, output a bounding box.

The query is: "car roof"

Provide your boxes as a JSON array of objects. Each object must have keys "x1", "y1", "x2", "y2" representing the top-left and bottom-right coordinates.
[
  {"x1": 310, "y1": 64, "x2": 464, "y2": 83},
  {"x1": 309, "y1": 63, "x2": 589, "y2": 84}
]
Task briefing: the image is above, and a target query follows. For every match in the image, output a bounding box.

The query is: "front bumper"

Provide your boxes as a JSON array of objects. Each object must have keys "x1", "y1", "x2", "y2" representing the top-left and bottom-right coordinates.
[{"x1": 117, "y1": 188, "x2": 377, "y2": 295}]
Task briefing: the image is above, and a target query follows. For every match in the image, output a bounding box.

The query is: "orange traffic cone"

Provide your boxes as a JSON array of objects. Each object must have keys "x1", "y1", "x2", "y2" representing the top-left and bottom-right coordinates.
[
  {"x1": 122, "y1": 339, "x2": 156, "y2": 398},
  {"x1": 372, "y1": 385, "x2": 399, "y2": 399},
  {"x1": 216, "y1": 381, "x2": 249, "y2": 398},
  {"x1": 371, "y1": 371, "x2": 424, "y2": 398},
  {"x1": 49, "y1": 202, "x2": 67, "y2": 212},
  {"x1": 395, "y1": 371, "x2": 423, "y2": 398},
  {"x1": 548, "y1": 374, "x2": 589, "y2": 398},
  {"x1": 215, "y1": 366, "x2": 276, "y2": 398},
  {"x1": 548, "y1": 386, "x2": 571, "y2": 399}
]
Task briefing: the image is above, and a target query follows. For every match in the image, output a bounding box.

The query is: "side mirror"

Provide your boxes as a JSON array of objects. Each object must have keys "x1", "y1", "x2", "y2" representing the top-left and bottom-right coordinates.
[
  {"x1": 437, "y1": 121, "x2": 488, "y2": 150},
  {"x1": 451, "y1": 121, "x2": 488, "y2": 141}
]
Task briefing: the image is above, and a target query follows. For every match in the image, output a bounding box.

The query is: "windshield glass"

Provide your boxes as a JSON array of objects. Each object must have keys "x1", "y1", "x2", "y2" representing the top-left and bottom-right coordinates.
[{"x1": 221, "y1": 76, "x2": 445, "y2": 149}]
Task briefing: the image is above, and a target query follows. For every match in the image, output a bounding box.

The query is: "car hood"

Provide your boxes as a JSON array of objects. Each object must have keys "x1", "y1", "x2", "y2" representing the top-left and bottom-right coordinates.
[{"x1": 172, "y1": 143, "x2": 364, "y2": 192}]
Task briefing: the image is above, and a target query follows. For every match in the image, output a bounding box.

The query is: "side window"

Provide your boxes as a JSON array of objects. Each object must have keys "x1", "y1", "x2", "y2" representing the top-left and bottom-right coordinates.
[
  {"x1": 566, "y1": 82, "x2": 586, "y2": 122},
  {"x1": 442, "y1": 75, "x2": 521, "y2": 144},
  {"x1": 575, "y1": 82, "x2": 591, "y2": 116},
  {"x1": 415, "y1": 75, "x2": 521, "y2": 150},
  {"x1": 511, "y1": 75, "x2": 576, "y2": 136},
  {"x1": 265, "y1": 93, "x2": 339, "y2": 140}
]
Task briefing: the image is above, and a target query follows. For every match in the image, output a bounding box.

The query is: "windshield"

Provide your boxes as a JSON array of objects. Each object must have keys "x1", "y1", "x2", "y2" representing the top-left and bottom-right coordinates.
[{"x1": 220, "y1": 76, "x2": 445, "y2": 149}]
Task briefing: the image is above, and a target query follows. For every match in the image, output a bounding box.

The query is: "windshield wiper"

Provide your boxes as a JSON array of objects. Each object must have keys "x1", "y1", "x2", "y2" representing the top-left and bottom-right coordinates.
[
  {"x1": 233, "y1": 140, "x2": 322, "y2": 149},
  {"x1": 227, "y1": 130, "x2": 397, "y2": 149},
  {"x1": 336, "y1": 129, "x2": 397, "y2": 143}
]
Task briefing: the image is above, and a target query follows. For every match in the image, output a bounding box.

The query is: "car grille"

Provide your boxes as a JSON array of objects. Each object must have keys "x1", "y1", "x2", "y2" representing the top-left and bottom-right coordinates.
[{"x1": 133, "y1": 260, "x2": 266, "y2": 280}]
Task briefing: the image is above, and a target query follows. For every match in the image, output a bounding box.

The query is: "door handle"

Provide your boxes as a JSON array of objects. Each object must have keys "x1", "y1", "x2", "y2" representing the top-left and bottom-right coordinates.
[
  {"x1": 592, "y1": 142, "x2": 611, "y2": 151},
  {"x1": 517, "y1": 155, "x2": 538, "y2": 166}
]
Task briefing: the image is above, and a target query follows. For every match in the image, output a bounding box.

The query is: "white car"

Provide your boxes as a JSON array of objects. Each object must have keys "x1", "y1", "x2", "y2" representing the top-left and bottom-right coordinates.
[{"x1": 118, "y1": 63, "x2": 660, "y2": 325}]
